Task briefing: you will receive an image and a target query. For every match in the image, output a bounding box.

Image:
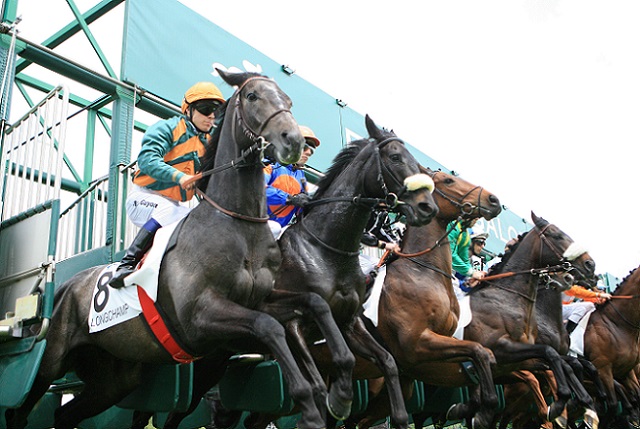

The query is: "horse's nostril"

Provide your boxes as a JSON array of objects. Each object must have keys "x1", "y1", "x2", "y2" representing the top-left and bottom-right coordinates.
[
  {"x1": 489, "y1": 195, "x2": 500, "y2": 205},
  {"x1": 418, "y1": 202, "x2": 438, "y2": 217}
]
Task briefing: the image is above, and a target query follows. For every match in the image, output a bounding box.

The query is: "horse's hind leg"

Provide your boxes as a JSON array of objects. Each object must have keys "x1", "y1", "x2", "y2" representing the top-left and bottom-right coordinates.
[
  {"x1": 5, "y1": 373, "x2": 52, "y2": 429},
  {"x1": 55, "y1": 355, "x2": 143, "y2": 429}
]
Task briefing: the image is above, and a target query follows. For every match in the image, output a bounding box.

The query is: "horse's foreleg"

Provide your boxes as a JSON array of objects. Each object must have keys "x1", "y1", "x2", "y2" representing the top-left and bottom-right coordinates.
[
  {"x1": 342, "y1": 318, "x2": 409, "y2": 429},
  {"x1": 285, "y1": 318, "x2": 334, "y2": 418},
  {"x1": 494, "y1": 341, "x2": 572, "y2": 407},
  {"x1": 192, "y1": 295, "x2": 324, "y2": 429},
  {"x1": 408, "y1": 330, "x2": 499, "y2": 428},
  {"x1": 263, "y1": 290, "x2": 355, "y2": 420}
]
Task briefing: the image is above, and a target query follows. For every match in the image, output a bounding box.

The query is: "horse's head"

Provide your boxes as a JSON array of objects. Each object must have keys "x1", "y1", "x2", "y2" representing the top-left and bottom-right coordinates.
[
  {"x1": 422, "y1": 166, "x2": 502, "y2": 222},
  {"x1": 218, "y1": 69, "x2": 304, "y2": 165},
  {"x1": 531, "y1": 212, "x2": 598, "y2": 288},
  {"x1": 363, "y1": 115, "x2": 438, "y2": 226}
]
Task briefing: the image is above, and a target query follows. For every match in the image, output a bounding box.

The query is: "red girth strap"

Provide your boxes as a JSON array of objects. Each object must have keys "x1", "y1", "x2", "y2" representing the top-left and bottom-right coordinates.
[{"x1": 137, "y1": 286, "x2": 199, "y2": 364}]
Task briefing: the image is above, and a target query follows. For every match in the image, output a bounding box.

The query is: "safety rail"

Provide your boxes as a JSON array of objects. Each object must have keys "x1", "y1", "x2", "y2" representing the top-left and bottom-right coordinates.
[
  {"x1": 56, "y1": 164, "x2": 137, "y2": 261},
  {"x1": 0, "y1": 85, "x2": 68, "y2": 222}
]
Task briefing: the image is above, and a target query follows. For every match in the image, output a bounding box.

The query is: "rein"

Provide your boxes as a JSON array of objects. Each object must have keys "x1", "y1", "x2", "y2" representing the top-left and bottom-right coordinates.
[
  {"x1": 196, "y1": 188, "x2": 268, "y2": 223},
  {"x1": 299, "y1": 217, "x2": 361, "y2": 256},
  {"x1": 605, "y1": 300, "x2": 640, "y2": 330},
  {"x1": 293, "y1": 138, "x2": 412, "y2": 256},
  {"x1": 183, "y1": 77, "x2": 294, "y2": 223},
  {"x1": 478, "y1": 264, "x2": 573, "y2": 302}
]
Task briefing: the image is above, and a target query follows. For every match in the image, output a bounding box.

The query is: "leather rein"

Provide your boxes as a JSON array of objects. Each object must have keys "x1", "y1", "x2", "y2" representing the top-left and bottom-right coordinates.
[
  {"x1": 186, "y1": 77, "x2": 292, "y2": 223},
  {"x1": 299, "y1": 137, "x2": 411, "y2": 256}
]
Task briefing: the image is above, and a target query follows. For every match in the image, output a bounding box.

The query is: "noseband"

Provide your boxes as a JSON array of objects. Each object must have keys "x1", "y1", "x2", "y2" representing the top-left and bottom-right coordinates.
[
  {"x1": 234, "y1": 76, "x2": 293, "y2": 156},
  {"x1": 536, "y1": 224, "x2": 593, "y2": 285},
  {"x1": 430, "y1": 171, "x2": 486, "y2": 218}
]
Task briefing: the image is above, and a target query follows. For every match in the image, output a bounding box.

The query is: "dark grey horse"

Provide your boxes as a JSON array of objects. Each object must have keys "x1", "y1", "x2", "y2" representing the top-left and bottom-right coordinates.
[
  {"x1": 158, "y1": 116, "x2": 440, "y2": 429},
  {"x1": 5, "y1": 70, "x2": 330, "y2": 429}
]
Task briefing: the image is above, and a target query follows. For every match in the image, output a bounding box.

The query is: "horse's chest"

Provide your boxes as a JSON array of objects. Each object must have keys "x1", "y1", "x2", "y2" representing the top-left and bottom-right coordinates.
[{"x1": 225, "y1": 242, "x2": 280, "y2": 307}]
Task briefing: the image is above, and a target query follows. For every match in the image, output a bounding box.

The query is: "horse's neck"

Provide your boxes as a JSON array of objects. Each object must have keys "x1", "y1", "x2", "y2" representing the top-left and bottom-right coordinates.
[
  {"x1": 304, "y1": 162, "x2": 377, "y2": 249},
  {"x1": 536, "y1": 287, "x2": 564, "y2": 328},
  {"x1": 491, "y1": 239, "x2": 542, "y2": 304},
  {"x1": 402, "y1": 218, "x2": 452, "y2": 270},
  {"x1": 206, "y1": 117, "x2": 266, "y2": 218},
  {"x1": 604, "y1": 275, "x2": 640, "y2": 331}
]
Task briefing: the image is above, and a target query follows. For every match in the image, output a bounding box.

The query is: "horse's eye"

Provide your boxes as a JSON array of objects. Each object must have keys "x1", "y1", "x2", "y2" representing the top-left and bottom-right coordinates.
[
  {"x1": 444, "y1": 177, "x2": 455, "y2": 185},
  {"x1": 246, "y1": 92, "x2": 258, "y2": 101},
  {"x1": 389, "y1": 154, "x2": 402, "y2": 162}
]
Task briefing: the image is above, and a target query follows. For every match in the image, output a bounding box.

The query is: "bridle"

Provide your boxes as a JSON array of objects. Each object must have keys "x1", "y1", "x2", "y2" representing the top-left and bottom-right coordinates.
[
  {"x1": 431, "y1": 171, "x2": 486, "y2": 218},
  {"x1": 190, "y1": 76, "x2": 295, "y2": 223},
  {"x1": 300, "y1": 137, "x2": 418, "y2": 255},
  {"x1": 393, "y1": 171, "x2": 488, "y2": 259},
  {"x1": 304, "y1": 138, "x2": 408, "y2": 212},
  {"x1": 536, "y1": 223, "x2": 595, "y2": 286}
]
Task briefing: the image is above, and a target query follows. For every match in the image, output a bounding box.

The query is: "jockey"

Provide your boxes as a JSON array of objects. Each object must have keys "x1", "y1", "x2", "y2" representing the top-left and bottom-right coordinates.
[
  {"x1": 449, "y1": 218, "x2": 487, "y2": 299},
  {"x1": 264, "y1": 125, "x2": 320, "y2": 238},
  {"x1": 360, "y1": 210, "x2": 402, "y2": 287},
  {"x1": 562, "y1": 285, "x2": 612, "y2": 333},
  {"x1": 109, "y1": 82, "x2": 225, "y2": 288}
]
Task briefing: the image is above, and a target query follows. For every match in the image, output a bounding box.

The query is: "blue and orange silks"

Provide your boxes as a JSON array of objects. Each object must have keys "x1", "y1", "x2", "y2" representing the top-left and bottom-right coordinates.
[{"x1": 264, "y1": 163, "x2": 307, "y2": 227}]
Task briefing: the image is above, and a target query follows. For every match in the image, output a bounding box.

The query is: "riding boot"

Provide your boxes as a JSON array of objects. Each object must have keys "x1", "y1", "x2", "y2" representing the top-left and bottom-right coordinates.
[
  {"x1": 109, "y1": 226, "x2": 157, "y2": 289},
  {"x1": 566, "y1": 320, "x2": 578, "y2": 334}
]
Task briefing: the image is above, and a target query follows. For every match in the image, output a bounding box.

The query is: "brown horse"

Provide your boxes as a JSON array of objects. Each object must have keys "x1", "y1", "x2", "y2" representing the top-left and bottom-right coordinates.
[
  {"x1": 310, "y1": 167, "x2": 503, "y2": 429},
  {"x1": 583, "y1": 265, "x2": 640, "y2": 428},
  {"x1": 5, "y1": 70, "x2": 330, "y2": 429},
  {"x1": 351, "y1": 212, "x2": 599, "y2": 429},
  {"x1": 460, "y1": 214, "x2": 599, "y2": 428},
  {"x1": 499, "y1": 270, "x2": 609, "y2": 429}
]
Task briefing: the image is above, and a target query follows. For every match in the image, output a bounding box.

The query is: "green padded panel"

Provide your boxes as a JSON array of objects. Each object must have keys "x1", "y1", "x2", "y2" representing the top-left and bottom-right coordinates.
[
  {"x1": 0, "y1": 392, "x2": 61, "y2": 429},
  {"x1": 77, "y1": 406, "x2": 134, "y2": 429},
  {"x1": 117, "y1": 363, "x2": 193, "y2": 412},
  {"x1": 422, "y1": 386, "x2": 469, "y2": 413},
  {"x1": 219, "y1": 360, "x2": 293, "y2": 414},
  {"x1": 0, "y1": 340, "x2": 46, "y2": 408}
]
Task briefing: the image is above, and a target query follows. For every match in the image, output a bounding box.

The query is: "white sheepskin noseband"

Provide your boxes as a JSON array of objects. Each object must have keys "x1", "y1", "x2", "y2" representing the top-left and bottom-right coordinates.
[
  {"x1": 404, "y1": 174, "x2": 435, "y2": 193},
  {"x1": 563, "y1": 242, "x2": 588, "y2": 261}
]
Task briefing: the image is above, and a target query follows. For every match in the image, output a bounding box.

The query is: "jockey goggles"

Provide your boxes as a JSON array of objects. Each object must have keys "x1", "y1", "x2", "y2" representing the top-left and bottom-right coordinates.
[{"x1": 192, "y1": 100, "x2": 222, "y2": 116}]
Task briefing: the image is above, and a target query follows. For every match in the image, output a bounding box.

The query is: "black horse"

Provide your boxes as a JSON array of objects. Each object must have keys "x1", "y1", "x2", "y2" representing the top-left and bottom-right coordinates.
[
  {"x1": 5, "y1": 70, "x2": 330, "y2": 429},
  {"x1": 160, "y1": 116, "x2": 440, "y2": 429}
]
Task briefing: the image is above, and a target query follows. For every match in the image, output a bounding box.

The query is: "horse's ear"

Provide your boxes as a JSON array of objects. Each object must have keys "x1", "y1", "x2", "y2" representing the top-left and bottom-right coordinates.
[
  {"x1": 531, "y1": 211, "x2": 548, "y2": 229},
  {"x1": 217, "y1": 69, "x2": 255, "y2": 88},
  {"x1": 419, "y1": 164, "x2": 433, "y2": 176},
  {"x1": 365, "y1": 115, "x2": 384, "y2": 141}
]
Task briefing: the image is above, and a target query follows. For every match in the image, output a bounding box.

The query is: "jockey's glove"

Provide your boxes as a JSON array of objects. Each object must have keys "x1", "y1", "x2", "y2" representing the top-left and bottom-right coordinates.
[{"x1": 286, "y1": 193, "x2": 311, "y2": 208}]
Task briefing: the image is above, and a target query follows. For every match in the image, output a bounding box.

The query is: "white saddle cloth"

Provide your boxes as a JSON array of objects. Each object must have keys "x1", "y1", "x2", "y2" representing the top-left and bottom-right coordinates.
[{"x1": 87, "y1": 221, "x2": 179, "y2": 333}]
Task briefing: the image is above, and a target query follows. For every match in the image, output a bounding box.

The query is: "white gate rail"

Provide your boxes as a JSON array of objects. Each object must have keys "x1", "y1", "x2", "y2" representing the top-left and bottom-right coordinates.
[{"x1": 0, "y1": 85, "x2": 69, "y2": 221}]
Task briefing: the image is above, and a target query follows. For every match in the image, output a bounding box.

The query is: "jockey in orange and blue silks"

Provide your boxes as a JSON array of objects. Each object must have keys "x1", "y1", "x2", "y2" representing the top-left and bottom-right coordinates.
[
  {"x1": 265, "y1": 163, "x2": 309, "y2": 227},
  {"x1": 264, "y1": 125, "x2": 320, "y2": 237}
]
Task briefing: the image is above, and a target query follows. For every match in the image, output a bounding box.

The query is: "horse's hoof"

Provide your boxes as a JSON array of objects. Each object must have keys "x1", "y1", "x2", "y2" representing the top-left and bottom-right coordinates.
[
  {"x1": 326, "y1": 394, "x2": 352, "y2": 421},
  {"x1": 445, "y1": 404, "x2": 457, "y2": 421},
  {"x1": 582, "y1": 409, "x2": 599, "y2": 429},
  {"x1": 554, "y1": 414, "x2": 568, "y2": 429}
]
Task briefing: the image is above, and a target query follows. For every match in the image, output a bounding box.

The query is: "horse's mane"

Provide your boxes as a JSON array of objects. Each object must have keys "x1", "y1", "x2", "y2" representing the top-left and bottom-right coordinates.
[
  {"x1": 487, "y1": 230, "x2": 529, "y2": 275},
  {"x1": 197, "y1": 102, "x2": 228, "y2": 191},
  {"x1": 610, "y1": 266, "x2": 640, "y2": 297},
  {"x1": 312, "y1": 139, "x2": 369, "y2": 199}
]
